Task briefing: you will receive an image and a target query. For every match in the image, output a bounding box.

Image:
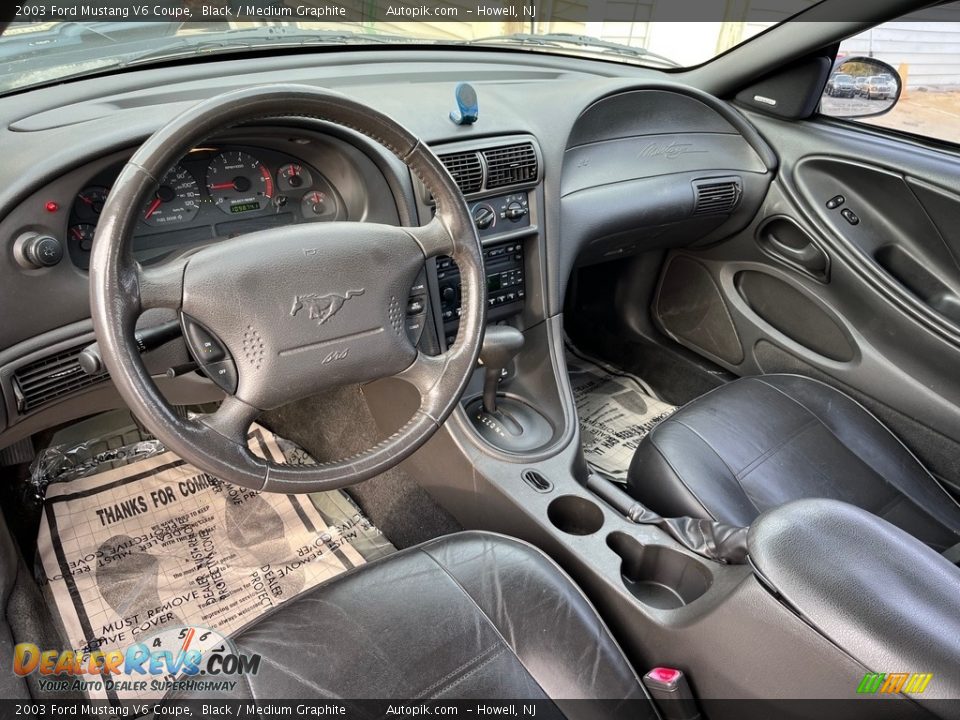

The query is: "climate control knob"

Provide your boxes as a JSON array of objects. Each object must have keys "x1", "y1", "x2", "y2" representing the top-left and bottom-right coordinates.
[
  {"x1": 472, "y1": 204, "x2": 496, "y2": 230},
  {"x1": 505, "y1": 201, "x2": 527, "y2": 221}
]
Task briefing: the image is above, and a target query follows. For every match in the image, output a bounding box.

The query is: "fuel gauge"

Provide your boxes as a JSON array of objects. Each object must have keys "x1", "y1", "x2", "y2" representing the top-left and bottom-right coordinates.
[
  {"x1": 73, "y1": 186, "x2": 108, "y2": 223},
  {"x1": 277, "y1": 163, "x2": 313, "y2": 192}
]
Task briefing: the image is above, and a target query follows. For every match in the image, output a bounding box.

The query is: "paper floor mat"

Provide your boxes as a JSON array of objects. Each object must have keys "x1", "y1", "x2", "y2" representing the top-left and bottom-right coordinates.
[
  {"x1": 567, "y1": 346, "x2": 677, "y2": 483},
  {"x1": 36, "y1": 424, "x2": 394, "y2": 702}
]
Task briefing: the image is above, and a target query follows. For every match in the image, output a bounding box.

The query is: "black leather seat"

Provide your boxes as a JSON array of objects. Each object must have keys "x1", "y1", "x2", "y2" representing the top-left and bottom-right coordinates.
[
  {"x1": 169, "y1": 532, "x2": 651, "y2": 707},
  {"x1": 628, "y1": 374, "x2": 960, "y2": 551}
]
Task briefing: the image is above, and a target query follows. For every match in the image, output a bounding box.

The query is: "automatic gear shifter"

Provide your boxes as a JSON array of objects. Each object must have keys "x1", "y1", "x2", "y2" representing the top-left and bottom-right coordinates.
[
  {"x1": 479, "y1": 325, "x2": 525, "y2": 413},
  {"x1": 467, "y1": 325, "x2": 553, "y2": 453}
]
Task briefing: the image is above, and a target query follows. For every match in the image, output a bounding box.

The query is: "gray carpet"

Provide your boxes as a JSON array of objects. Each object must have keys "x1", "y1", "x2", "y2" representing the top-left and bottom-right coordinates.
[{"x1": 260, "y1": 386, "x2": 462, "y2": 549}]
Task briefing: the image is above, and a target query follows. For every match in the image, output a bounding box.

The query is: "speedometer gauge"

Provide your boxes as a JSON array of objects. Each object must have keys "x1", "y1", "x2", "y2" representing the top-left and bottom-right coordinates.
[
  {"x1": 206, "y1": 151, "x2": 274, "y2": 215},
  {"x1": 142, "y1": 165, "x2": 201, "y2": 227}
]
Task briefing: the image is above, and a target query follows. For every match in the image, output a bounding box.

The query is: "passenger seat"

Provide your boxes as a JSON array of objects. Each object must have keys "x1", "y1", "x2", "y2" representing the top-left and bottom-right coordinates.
[{"x1": 627, "y1": 374, "x2": 960, "y2": 550}]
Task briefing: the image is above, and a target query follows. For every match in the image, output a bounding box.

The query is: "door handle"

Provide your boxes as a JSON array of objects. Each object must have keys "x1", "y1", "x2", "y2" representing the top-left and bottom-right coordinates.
[
  {"x1": 758, "y1": 217, "x2": 830, "y2": 280},
  {"x1": 768, "y1": 236, "x2": 828, "y2": 272}
]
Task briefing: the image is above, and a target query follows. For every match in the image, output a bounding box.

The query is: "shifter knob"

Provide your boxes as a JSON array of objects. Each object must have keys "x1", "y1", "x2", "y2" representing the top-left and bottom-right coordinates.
[{"x1": 479, "y1": 325, "x2": 524, "y2": 413}]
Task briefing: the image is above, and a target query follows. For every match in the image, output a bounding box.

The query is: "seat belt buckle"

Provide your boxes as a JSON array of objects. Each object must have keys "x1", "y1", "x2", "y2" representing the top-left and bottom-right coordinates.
[{"x1": 642, "y1": 667, "x2": 700, "y2": 720}]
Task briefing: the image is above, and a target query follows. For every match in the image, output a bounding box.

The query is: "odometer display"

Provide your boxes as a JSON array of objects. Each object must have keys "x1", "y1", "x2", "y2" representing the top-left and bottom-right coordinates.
[
  {"x1": 230, "y1": 202, "x2": 261, "y2": 214},
  {"x1": 206, "y1": 151, "x2": 274, "y2": 215}
]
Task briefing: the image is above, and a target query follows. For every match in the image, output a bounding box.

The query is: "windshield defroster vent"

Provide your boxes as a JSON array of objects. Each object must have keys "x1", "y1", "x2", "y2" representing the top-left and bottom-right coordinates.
[
  {"x1": 12, "y1": 344, "x2": 107, "y2": 413},
  {"x1": 438, "y1": 150, "x2": 483, "y2": 194},
  {"x1": 693, "y1": 177, "x2": 743, "y2": 216},
  {"x1": 483, "y1": 143, "x2": 538, "y2": 189}
]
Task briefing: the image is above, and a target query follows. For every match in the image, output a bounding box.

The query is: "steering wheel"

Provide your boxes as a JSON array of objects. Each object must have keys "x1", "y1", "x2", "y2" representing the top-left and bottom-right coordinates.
[{"x1": 89, "y1": 85, "x2": 485, "y2": 494}]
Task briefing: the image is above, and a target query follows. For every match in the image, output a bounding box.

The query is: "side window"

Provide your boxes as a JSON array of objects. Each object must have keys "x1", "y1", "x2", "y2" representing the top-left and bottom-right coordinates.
[{"x1": 821, "y1": 3, "x2": 960, "y2": 146}]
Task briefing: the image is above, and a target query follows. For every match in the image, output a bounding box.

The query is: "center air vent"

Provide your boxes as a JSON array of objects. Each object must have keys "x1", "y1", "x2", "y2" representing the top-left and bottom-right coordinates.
[
  {"x1": 431, "y1": 140, "x2": 540, "y2": 201},
  {"x1": 693, "y1": 177, "x2": 743, "y2": 216},
  {"x1": 483, "y1": 143, "x2": 538, "y2": 189},
  {"x1": 437, "y1": 150, "x2": 483, "y2": 194},
  {"x1": 12, "y1": 344, "x2": 107, "y2": 413}
]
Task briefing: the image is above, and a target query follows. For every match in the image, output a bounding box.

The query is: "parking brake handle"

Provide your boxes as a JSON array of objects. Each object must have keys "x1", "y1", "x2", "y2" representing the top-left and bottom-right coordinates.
[{"x1": 586, "y1": 473, "x2": 748, "y2": 565}]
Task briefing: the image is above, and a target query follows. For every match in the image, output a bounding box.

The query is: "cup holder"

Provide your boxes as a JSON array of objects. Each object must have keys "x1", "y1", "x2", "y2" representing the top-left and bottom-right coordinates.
[
  {"x1": 547, "y1": 495, "x2": 604, "y2": 536},
  {"x1": 607, "y1": 532, "x2": 712, "y2": 610}
]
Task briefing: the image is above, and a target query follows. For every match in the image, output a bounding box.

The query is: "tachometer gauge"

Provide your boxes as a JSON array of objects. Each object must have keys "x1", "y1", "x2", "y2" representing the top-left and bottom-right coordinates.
[
  {"x1": 74, "y1": 186, "x2": 108, "y2": 223},
  {"x1": 206, "y1": 151, "x2": 274, "y2": 215},
  {"x1": 142, "y1": 165, "x2": 201, "y2": 227},
  {"x1": 277, "y1": 163, "x2": 313, "y2": 192},
  {"x1": 69, "y1": 223, "x2": 96, "y2": 252}
]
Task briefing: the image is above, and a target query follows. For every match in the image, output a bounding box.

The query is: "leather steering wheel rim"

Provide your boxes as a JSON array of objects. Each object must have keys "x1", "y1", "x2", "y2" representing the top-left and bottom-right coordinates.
[{"x1": 89, "y1": 85, "x2": 485, "y2": 494}]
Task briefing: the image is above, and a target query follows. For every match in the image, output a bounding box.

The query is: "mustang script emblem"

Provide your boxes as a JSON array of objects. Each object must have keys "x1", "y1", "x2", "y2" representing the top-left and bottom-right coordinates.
[{"x1": 290, "y1": 289, "x2": 365, "y2": 325}]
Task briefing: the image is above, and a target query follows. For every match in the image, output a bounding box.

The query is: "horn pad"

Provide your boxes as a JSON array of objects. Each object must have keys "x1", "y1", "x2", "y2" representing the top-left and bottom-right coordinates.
[{"x1": 180, "y1": 222, "x2": 423, "y2": 410}]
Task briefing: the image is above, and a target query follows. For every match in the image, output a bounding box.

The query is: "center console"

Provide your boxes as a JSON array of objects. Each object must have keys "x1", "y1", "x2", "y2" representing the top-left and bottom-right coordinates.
[{"x1": 412, "y1": 135, "x2": 565, "y2": 457}]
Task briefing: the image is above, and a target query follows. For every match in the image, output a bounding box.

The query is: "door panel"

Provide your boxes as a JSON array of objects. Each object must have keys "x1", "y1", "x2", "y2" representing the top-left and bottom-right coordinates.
[
  {"x1": 793, "y1": 156, "x2": 960, "y2": 327},
  {"x1": 652, "y1": 114, "x2": 960, "y2": 491}
]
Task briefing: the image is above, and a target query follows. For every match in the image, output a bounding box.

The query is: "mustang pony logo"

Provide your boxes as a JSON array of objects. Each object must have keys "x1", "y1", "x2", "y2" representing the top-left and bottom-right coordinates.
[{"x1": 290, "y1": 289, "x2": 365, "y2": 325}]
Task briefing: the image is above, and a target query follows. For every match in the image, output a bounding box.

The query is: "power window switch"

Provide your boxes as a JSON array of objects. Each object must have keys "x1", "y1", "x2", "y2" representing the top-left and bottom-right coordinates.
[
  {"x1": 826, "y1": 195, "x2": 845, "y2": 209},
  {"x1": 841, "y1": 208, "x2": 860, "y2": 225}
]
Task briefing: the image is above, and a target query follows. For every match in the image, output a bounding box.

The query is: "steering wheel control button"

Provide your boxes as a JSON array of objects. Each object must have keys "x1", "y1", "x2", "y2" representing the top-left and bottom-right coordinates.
[
  {"x1": 406, "y1": 316, "x2": 425, "y2": 345},
  {"x1": 825, "y1": 194, "x2": 845, "y2": 209},
  {"x1": 841, "y1": 208, "x2": 860, "y2": 225},
  {"x1": 204, "y1": 360, "x2": 238, "y2": 394},
  {"x1": 182, "y1": 317, "x2": 227, "y2": 364},
  {"x1": 406, "y1": 297, "x2": 425, "y2": 316}
]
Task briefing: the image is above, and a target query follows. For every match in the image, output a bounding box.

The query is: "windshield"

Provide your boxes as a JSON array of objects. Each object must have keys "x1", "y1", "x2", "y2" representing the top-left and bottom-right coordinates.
[{"x1": 0, "y1": 1, "x2": 821, "y2": 96}]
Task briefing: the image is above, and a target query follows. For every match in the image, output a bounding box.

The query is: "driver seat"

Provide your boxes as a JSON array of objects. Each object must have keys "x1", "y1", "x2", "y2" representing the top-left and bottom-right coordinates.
[{"x1": 166, "y1": 532, "x2": 652, "y2": 707}]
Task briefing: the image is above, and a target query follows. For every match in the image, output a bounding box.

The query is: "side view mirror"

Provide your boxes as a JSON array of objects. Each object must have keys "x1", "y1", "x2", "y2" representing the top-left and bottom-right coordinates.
[{"x1": 821, "y1": 56, "x2": 902, "y2": 119}]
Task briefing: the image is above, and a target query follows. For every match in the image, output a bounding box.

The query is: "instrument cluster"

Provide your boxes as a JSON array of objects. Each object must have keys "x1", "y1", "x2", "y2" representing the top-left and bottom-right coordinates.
[{"x1": 67, "y1": 145, "x2": 344, "y2": 269}]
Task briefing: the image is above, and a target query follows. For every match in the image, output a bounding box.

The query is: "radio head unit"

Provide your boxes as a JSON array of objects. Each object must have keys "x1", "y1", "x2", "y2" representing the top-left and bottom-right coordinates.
[{"x1": 438, "y1": 239, "x2": 525, "y2": 347}]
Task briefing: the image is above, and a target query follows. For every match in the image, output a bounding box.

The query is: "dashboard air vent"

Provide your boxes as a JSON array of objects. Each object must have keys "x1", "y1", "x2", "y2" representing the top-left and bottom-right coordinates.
[
  {"x1": 12, "y1": 344, "x2": 107, "y2": 413},
  {"x1": 438, "y1": 150, "x2": 483, "y2": 194},
  {"x1": 483, "y1": 143, "x2": 538, "y2": 189},
  {"x1": 693, "y1": 177, "x2": 743, "y2": 216}
]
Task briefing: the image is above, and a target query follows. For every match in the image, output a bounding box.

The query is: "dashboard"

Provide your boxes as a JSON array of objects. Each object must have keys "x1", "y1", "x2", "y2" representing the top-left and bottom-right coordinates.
[
  {"x1": 67, "y1": 143, "x2": 344, "y2": 269},
  {"x1": 0, "y1": 49, "x2": 775, "y2": 450}
]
